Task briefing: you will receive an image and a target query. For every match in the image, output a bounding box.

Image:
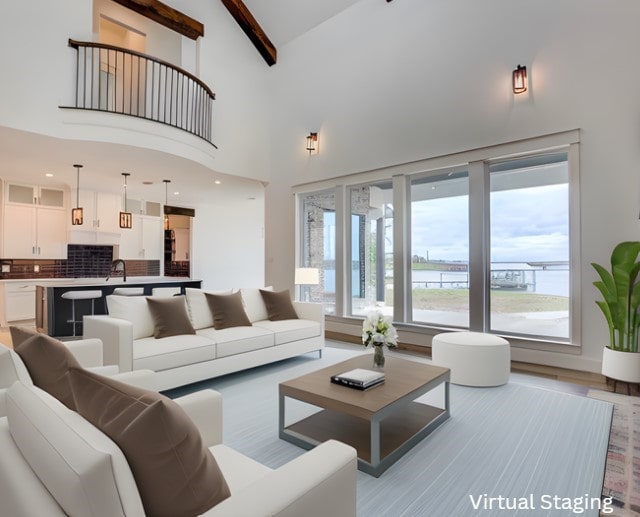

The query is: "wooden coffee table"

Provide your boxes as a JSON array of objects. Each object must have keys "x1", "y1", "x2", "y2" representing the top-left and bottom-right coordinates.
[{"x1": 278, "y1": 354, "x2": 450, "y2": 477}]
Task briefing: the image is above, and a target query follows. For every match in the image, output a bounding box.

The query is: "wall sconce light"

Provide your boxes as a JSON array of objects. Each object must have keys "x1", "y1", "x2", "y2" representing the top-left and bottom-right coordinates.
[
  {"x1": 512, "y1": 64, "x2": 527, "y2": 94},
  {"x1": 306, "y1": 132, "x2": 318, "y2": 154},
  {"x1": 71, "y1": 164, "x2": 83, "y2": 225},
  {"x1": 119, "y1": 172, "x2": 132, "y2": 229},
  {"x1": 163, "y1": 179, "x2": 171, "y2": 230}
]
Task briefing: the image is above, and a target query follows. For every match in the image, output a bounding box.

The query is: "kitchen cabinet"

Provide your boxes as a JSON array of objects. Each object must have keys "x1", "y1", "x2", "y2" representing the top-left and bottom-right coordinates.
[
  {"x1": 2, "y1": 183, "x2": 67, "y2": 259},
  {"x1": 68, "y1": 190, "x2": 121, "y2": 244},
  {"x1": 0, "y1": 281, "x2": 38, "y2": 326},
  {"x1": 118, "y1": 214, "x2": 163, "y2": 260}
]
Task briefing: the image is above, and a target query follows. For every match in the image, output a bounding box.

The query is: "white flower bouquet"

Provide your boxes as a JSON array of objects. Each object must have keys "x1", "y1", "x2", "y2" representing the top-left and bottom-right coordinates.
[{"x1": 362, "y1": 310, "x2": 398, "y2": 349}]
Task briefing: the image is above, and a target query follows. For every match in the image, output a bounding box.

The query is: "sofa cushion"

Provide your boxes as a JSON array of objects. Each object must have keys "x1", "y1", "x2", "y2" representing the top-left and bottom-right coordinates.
[
  {"x1": 133, "y1": 334, "x2": 216, "y2": 371},
  {"x1": 13, "y1": 333, "x2": 81, "y2": 410},
  {"x1": 197, "y1": 326, "x2": 275, "y2": 358},
  {"x1": 69, "y1": 368, "x2": 231, "y2": 517},
  {"x1": 9, "y1": 325, "x2": 39, "y2": 347},
  {"x1": 205, "y1": 291, "x2": 252, "y2": 329},
  {"x1": 6, "y1": 381, "x2": 145, "y2": 517},
  {"x1": 260, "y1": 289, "x2": 299, "y2": 321},
  {"x1": 107, "y1": 295, "x2": 155, "y2": 340},
  {"x1": 253, "y1": 319, "x2": 322, "y2": 345},
  {"x1": 146, "y1": 295, "x2": 196, "y2": 338},
  {"x1": 185, "y1": 288, "x2": 232, "y2": 330},
  {"x1": 241, "y1": 287, "x2": 272, "y2": 323}
]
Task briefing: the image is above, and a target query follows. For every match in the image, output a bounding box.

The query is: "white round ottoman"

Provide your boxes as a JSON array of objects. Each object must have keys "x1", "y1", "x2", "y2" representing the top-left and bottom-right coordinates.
[{"x1": 431, "y1": 331, "x2": 510, "y2": 387}]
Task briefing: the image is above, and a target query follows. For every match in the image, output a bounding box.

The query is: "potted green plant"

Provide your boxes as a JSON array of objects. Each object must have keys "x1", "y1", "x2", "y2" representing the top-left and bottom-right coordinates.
[{"x1": 592, "y1": 241, "x2": 640, "y2": 384}]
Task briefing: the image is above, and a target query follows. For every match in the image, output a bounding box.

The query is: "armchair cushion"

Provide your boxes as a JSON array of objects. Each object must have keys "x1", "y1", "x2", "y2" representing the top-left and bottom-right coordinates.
[
  {"x1": 205, "y1": 291, "x2": 252, "y2": 329},
  {"x1": 13, "y1": 333, "x2": 81, "y2": 410},
  {"x1": 260, "y1": 289, "x2": 299, "y2": 321},
  {"x1": 69, "y1": 367, "x2": 230, "y2": 517},
  {"x1": 146, "y1": 295, "x2": 195, "y2": 338}
]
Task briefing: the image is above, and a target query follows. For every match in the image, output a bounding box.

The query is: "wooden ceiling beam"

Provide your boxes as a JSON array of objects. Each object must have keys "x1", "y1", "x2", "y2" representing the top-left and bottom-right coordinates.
[
  {"x1": 220, "y1": 0, "x2": 277, "y2": 66},
  {"x1": 111, "y1": 0, "x2": 204, "y2": 40}
]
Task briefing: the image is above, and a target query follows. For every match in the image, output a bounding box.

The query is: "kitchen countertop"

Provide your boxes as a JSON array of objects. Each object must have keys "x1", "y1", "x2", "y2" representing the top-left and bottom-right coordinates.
[{"x1": 33, "y1": 277, "x2": 197, "y2": 287}]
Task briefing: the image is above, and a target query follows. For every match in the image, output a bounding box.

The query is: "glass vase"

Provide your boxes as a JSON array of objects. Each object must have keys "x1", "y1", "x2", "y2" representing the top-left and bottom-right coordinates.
[{"x1": 373, "y1": 344, "x2": 385, "y2": 369}]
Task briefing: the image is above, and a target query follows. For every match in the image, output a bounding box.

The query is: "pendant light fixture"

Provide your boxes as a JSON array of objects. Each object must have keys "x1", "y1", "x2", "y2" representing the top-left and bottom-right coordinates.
[
  {"x1": 163, "y1": 179, "x2": 171, "y2": 230},
  {"x1": 71, "y1": 164, "x2": 84, "y2": 225},
  {"x1": 119, "y1": 172, "x2": 132, "y2": 229}
]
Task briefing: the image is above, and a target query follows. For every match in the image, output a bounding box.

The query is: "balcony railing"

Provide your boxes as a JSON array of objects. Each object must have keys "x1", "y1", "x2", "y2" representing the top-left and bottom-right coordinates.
[{"x1": 62, "y1": 39, "x2": 216, "y2": 146}]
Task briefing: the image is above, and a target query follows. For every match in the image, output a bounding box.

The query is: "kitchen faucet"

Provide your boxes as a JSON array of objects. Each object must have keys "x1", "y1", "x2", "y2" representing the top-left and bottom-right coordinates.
[{"x1": 106, "y1": 259, "x2": 127, "y2": 282}]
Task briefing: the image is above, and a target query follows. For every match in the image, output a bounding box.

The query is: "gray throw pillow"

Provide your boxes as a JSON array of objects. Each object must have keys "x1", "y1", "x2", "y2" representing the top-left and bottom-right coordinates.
[
  {"x1": 12, "y1": 332, "x2": 81, "y2": 410},
  {"x1": 68, "y1": 367, "x2": 231, "y2": 517},
  {"x1": 146, "y1": 296, "x2": 196, "y2": 338},
  {"x1": 260, "y1": 289, "x2": 299, "y2": 321},
  {"x1": 205, "y1": 291, "x2": 252, "y2": 329}
]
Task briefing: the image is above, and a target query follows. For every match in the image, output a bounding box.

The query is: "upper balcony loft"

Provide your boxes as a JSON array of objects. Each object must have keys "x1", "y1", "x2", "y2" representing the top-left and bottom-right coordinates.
[{"x1": 61, "y1": 39, "x2": 216, "y2": 148}]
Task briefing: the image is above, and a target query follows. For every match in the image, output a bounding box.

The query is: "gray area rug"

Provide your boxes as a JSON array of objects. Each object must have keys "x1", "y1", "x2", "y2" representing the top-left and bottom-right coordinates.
[{"x1": 166, "y1": 347, "x2": 613, "y2": 517}]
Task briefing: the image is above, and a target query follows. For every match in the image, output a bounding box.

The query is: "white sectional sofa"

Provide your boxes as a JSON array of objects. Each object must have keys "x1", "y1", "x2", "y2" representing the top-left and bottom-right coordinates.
[
  {"x1": 84, "y1": 288, "x2": 325, "y2": 391},
  {"x1": 0, "y1": 381, "x2": 357, "y2": 517}
]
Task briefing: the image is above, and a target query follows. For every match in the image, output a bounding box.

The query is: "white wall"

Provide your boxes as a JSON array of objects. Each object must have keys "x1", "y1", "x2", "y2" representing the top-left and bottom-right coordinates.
[
  {"x1": 265, "y1": 0, "x2": 640, "y2": 371},
  {"x1": 192, "y1": 180, "x2": 265, "y2": 290}
]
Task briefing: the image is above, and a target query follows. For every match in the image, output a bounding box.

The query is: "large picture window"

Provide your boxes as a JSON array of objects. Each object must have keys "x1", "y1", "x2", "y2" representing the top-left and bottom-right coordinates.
[
  {"x1": 349, "y1": 182, "x2": 394, "y2": 317},
  {"x1": 489, "y1": 153, "x2": 570, "y2": 340},
  {"x1": 296, "y1": 132, "x2": 578, "y2": 347},
  {"x1": 410, "y1": 170, "x2": 469, "y2": 328},
  {"x1": 299, "y1": 190, "x2": 336, "y2": 314}
]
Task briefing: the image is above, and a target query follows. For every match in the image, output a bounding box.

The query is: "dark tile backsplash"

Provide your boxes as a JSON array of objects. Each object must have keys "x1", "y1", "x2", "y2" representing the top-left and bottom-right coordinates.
[{"x1": 0, "y1": 245, "x2": 160, "y2": 280}]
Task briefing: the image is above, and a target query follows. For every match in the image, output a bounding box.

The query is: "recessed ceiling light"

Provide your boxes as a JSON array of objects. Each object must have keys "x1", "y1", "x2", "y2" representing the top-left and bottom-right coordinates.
[
  {"x1": 214, "y1": 180, "x2": 221, "y2": 185},
  {"x1": 173, "y1": 191, "x2": 179, "y2": 195},
  {"x1": 45, "y1": 173, "x2": 54, "y2": 177}
]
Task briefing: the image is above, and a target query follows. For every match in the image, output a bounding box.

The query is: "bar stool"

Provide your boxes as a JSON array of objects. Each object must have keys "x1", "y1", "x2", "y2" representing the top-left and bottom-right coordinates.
[{"x1": 61, "y1": 290, "x2": 103, "y2": 337}]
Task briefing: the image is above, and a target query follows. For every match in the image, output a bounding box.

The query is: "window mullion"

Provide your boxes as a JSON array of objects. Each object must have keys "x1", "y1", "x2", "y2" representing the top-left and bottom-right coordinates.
[{"x1": 468, "y1": 160, "x2": 490, "y2": 331}]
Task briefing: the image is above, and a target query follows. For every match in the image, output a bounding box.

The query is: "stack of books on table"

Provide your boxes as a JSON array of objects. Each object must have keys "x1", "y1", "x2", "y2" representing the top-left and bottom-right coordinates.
[{"x1": 331, "y1": 368, "x2": 385, "y2": 391}]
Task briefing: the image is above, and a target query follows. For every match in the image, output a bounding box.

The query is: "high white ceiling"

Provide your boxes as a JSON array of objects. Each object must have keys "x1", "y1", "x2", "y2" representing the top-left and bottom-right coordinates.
[{"x1": 242, "y1": 0, "x2": 362, "y2": 48}]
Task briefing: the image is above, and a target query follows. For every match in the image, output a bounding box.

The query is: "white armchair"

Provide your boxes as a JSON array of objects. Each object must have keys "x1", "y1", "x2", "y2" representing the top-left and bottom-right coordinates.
[
  {"x1": 0, "y1": 338, "x2": 156, "y2": 417},
  {"x1": 0, "y1": 382, "x2": 358, "y2": 517}
]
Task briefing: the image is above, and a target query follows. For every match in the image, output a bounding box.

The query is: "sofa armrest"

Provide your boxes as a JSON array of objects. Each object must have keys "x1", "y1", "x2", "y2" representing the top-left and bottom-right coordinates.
[
  {"x1": 292, "y1": 302, "x2": 324, "y2": 327},
  {"x1": 174, "y1": 389, "x2": 223, "y2": 448},
  {"x1": 64, "y1": 338, "x2": 104, "y2": 368},
  {"x1": 83, "y1": 315, "x2": 134, "y2": 372},
  {"x1": 204, "y1": 440, "x2": 356, "y2": 517}
]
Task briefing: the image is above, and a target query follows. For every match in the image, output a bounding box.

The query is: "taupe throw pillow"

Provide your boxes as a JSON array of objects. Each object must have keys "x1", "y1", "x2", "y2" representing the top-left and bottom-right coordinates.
[
  {"x1": 9, "y1": 325, "x2": 40, "y2": 348},
  {"x1": 205, "y1": 291, "x2": 252, "y2": 329},
  {"x1": 146, "y1": 296, "x2": 196, "y2": 338},
  {"x1": 68, "y1": 367, "x2": 231, "y2": 517},
  {"x1": 260, "y1": 289, "x2": 299, "y2": 321},
  {"x1": 12, "y1": 332, "x2": 81, "y2": 410}
]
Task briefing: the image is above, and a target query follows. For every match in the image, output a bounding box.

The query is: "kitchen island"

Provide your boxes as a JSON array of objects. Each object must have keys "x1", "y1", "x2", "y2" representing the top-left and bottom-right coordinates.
[{"x1": 36, "y1": 278, "x2": 202, "y2": 338}]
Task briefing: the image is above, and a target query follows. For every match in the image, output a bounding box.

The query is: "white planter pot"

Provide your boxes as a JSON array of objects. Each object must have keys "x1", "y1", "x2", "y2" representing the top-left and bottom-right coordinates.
[{"x1": 602, "y1": 347, "x2": 640, "y2": 383}]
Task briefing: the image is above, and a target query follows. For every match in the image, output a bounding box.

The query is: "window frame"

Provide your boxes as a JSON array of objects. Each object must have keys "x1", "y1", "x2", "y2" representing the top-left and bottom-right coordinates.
[{"x1": 293, "y1": 130, "x2": 581, "y2": 351}]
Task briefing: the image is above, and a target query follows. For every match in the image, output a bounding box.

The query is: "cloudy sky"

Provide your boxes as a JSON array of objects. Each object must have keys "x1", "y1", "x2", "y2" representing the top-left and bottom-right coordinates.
[{"x1": 411, "y1": 183, "x2": 569, "y2": 263}]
